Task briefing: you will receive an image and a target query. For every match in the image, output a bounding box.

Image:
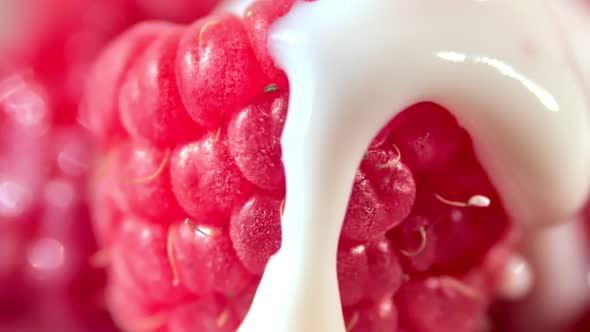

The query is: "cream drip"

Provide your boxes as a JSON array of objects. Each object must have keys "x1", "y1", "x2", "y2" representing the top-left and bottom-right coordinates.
[{"x1": 236, "y1": 0, "x2": 590, "y2": 331}]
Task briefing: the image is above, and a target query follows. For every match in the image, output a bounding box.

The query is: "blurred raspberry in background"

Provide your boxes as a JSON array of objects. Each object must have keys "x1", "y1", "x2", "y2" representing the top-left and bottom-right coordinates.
[{"x1": 0, "y1": 0, "x2": 219, "y2": 331}]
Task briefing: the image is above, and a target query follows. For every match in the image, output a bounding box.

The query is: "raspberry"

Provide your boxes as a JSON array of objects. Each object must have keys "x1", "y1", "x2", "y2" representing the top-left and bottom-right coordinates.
[
  {"x1": 171, "y1": 133, "x2": 254, "y2": 224},
  {"x1": 365, "y1": 238, "x2": 403, "y2": 302},
  {"x1": 176, "y1": 15, "x2": 268, "y2": 128},
  {"x1": 230, "y1": 194, "x2": 282, "y2": 275},
  {"x1": 84, "y1": 2, "x2": 517, "y2": 331},
  {"x1": 115, "y1": 217, "x2": 190, "y2": 304},
  {"x1": 341, "y1": 147, "x2": 416, "y2": 242},
  {"x1": 9, "y1": 0, "x2": 222, "y2": 124},
  {"x1": 116, "y1": 142, "x2": 184, "y2": 223},
  {"x1": 130, "y1": 0, "x2": 219, "y2": 22},
  {"x1": 2, "y1": 0, "x2": 222, "y2": 330},
  {"x1": 388, "y1": 102, "x2": 466, "y2": 173},
  {"x1": 172, "y1": 220, "x2": 254, "y2": 296},
  {"x1": 82, "y1": 22, "x2": 168, "y2": 144},
  {"x1": 119, "y1": 26, "x2": 204, "y2": 147},
  {"x1": 337, "y1": 241, "x2": 370, "y2": 306},
  {"x1": 227, "y1": 91, "x2": 288, "y2": 191},
  {"x1": 344, "y1": 298, "x2": 399, "y2": 332},
  {"x1": 167, "y1": 296, "x2": 240, "y2": 332},
  {"x1": 390, "y1": 215, "x2": 437, "y2": 272},
  {"x1": 242, "y1": 0, "x2": 294, "y2": 86},
  {"x1": 0, "y1": 72, "x2": 115, "y2": 331},
  {"x1": 396, "y1": 277, "x2": 483, "y2": 332},
  {"x1": 108, "y1": 284, "x2": 168, "y2": 332}
]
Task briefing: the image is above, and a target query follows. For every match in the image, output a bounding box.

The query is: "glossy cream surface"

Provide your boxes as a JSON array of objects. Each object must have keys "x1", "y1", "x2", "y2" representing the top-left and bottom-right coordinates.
[{"x1": 235, "y1": 1, "x2": 590, "y2": 331}]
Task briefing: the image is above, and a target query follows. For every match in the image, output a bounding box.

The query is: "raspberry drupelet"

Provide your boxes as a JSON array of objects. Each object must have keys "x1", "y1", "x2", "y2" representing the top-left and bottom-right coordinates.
[{"x1": 84, "y1": 1, "x2": 520, "y2": 331}]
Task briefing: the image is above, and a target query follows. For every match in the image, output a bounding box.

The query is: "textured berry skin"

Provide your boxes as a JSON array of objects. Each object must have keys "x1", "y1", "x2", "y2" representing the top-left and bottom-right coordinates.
[
  {"x1": 337, "y1": 242, "x2": 370, "y2": 306},
  {"x1": 83, "y1": 22, "x2": 168, "y2": 144},
  {"x1": 397, "y1": 278, "x2": 482, "y2": 332},
  {"x1": 342, "y1": 148, "x2": 416, "y2": 242},
  {"x1": 227, "y1": 91, "x2": 288, "y2": 191},
  {"x1": 116, "y1": 217, "x2": 191, "y2": 304},
  {"x1": 172, "y1": 221, "x2": 254, "y2": 297},
  {"x1": 230, "y1": 195, "x2": 282, "y2": 275},
  {"x1": 171, "y1": 133, "x2": 254, "y2": 224},
  {"x1": 113, "y1": 142, "x2": 183, "y2": 224},
  {"x1": 119, "y1": 27, "x2": 204, "y2": 147},
  {"x1": 84, "y1": 1, "x2": 517, "y2": 331},
  {"x1": 176, "y1": 15, "x2": 268, "y2": 128}
]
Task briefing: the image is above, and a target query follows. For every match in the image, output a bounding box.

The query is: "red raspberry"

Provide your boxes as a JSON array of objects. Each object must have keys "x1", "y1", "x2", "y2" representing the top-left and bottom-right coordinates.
[
  {"x1": 171, "y1": 132, "x2": 254, "y2": 224},
  {"x1": 396, "y1": 277, "x2": 483, "y2": 332},
  {"x1": 227, "y1": 91, "x2": 288, "y2": 191},
  {"x1": 8, "y1": 0, "x2": 222, "y2": 124},
  {"x1": 176, "y1": 15, "x2": 268, "y2": 128},
  {"x1": 230, "y1": 194, "x2": 282, "y2": 275},
  {"x1": 115, "y1": 142, "x2": 184, "y2": 223},
  {"x1": 84, "y1": 1, "x2": 517, "y2": 331},
  {"x1": 119, "y1": 26, "x2": 204, "y2": 147},
  {"x1": 2, "y1": 0, "x2": 221, "y2": 330},
  {"x1": 337, "y1": 241, "x2": 370, "y2": 307},
  {"x1": 344, "y1": 298, "x2": 399, "y2": 332},
  {"x1": 83, "y1": 22, "x2": 168, "y2": 145},
  {"x1": 172, "y1": 220, "x2": 254, "y2": 297},
  {"x1": 0, "y1": 71, "x2": 116, "y2": 331}
]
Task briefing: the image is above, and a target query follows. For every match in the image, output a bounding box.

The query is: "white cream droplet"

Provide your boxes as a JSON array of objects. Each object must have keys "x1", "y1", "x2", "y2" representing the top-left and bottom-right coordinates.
[{"x1": 498, "y1": 254, "x2": 534, "y2": 301}]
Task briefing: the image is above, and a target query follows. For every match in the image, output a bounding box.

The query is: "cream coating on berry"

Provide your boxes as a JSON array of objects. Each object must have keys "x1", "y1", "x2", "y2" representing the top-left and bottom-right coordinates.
[{"x1": 239, "y1": 1, "x2": 590, "y2": 331}]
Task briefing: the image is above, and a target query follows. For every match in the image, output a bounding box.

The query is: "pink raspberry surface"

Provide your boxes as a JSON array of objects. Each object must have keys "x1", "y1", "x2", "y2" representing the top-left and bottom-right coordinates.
[
  {"x1": 83, "y1": 1, "x2": 520, "y2": 331},
  {"x1": 0, "y1": 70, "x2": 116, "y2": 332},
  {"x1": 7, "y1": 0, "x2": 221, "y2": 125},
  {"x1": 1, "y1": 0, "x2": 222, "y2": 330}
]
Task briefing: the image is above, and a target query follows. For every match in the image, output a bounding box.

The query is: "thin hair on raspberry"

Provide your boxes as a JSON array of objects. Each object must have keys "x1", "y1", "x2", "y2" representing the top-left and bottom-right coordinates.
[
  {"x1": 199, "y1": 20, "x2": 220, "y2": 47},
  {"x1": 439, "y1": 276, "x2": 481, "y2": 301},
  {"x1": 92, "y1": 151, "x2": 114, "y2": 181},
  {"x1": 264, "y1": 83, "x2": 279, "y2": 93},
  {"x1": 399, "y1": 226, "x2": 427, "y2": 257},
  {"x1": 89, "y1": 248, "x2": 112, "y2": 269},
  {"x1": 216, "y1": 307, "x2": 231, "y2": 328},
  {"x1": 184, "y1": 218, "x2": 222, "y2": 237},
  {"x1": 215, "y1": 127, "x2": 222, "y2": 142},
  {"x1": 123, "y1": 148, "x2": 170, "y2": 184},
  {"x1": 279, "y1": 199, "x2": 285, "y2": 216},
  {"x1": 167, "y1": 226, "x2": 180, "y2": 287},
  {"x1": 434, "y1": 193, "x2": 491, "y2": 208},
  {"x1": 376, "y1": 143, "x2": 401, "y2": 169},
  {"x1": 346, "y1": 310, "x2": 360, "y2": 332}
]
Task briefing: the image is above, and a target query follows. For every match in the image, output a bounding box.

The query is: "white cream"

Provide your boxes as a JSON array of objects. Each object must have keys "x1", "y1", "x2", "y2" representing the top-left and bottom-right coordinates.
[
  {"x1": 548, "y1": 0, "x2": 590, "y2": 94},
  {"x1": 237, "y1": 1, "x2": 590, "y2": 331},
  {"x1": 509, "y1": 219, "x2": 590, "y2": 332},
  {"x1": 497, "y1": 253, "x2": 534, "y2": 301},
  {"x1": 214, "y1": 0, "x2": 254, "y2": 16}
]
